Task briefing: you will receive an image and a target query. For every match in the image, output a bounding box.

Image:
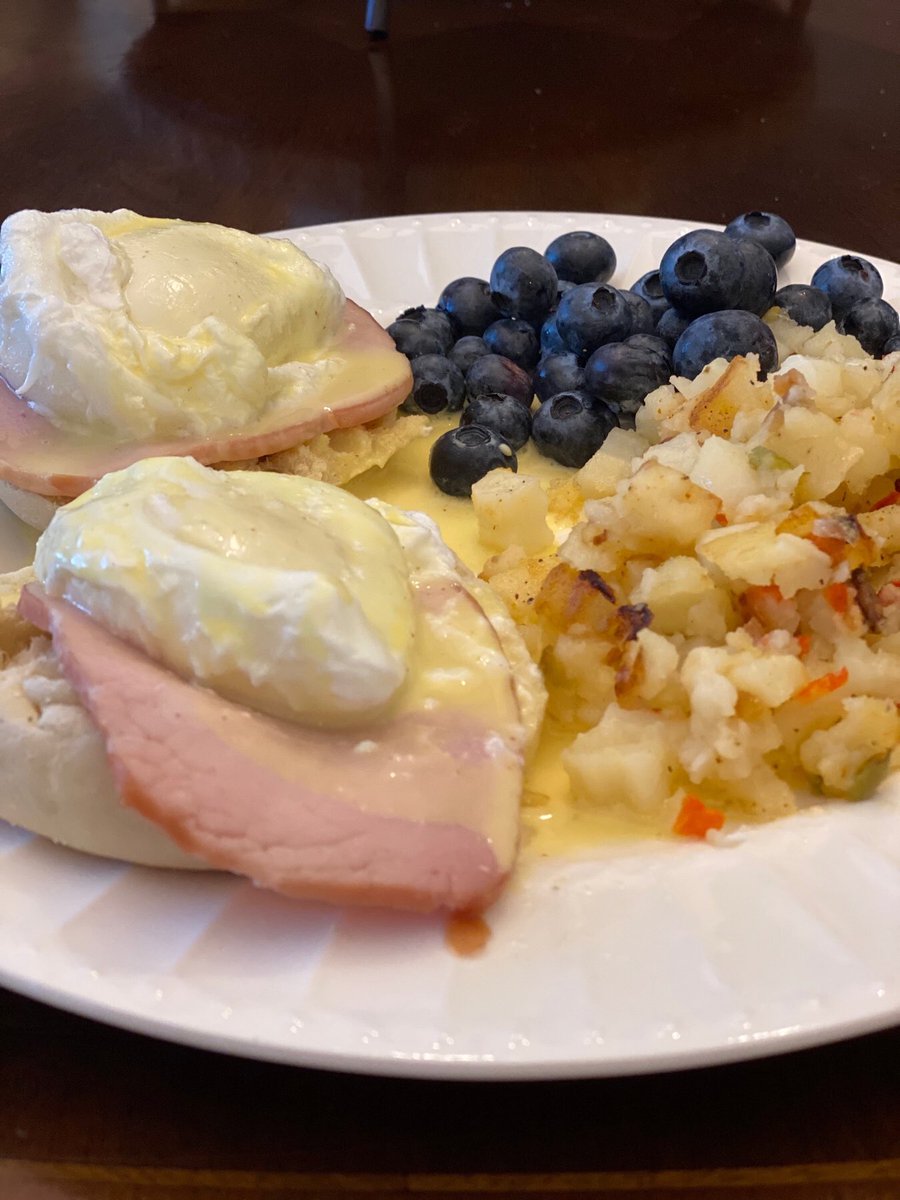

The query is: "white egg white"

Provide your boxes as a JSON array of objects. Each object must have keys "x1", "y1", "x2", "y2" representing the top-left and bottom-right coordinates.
[{"x1": 0, "y1": 209, "x2": 345, "y2": 440}]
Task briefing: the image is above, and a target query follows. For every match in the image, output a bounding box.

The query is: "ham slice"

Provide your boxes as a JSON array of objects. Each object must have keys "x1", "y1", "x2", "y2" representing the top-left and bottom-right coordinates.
[
  {"x1": 19, "y1": 582, "x2": 525, "y2": 913},
  {"x1": 0, "y1": 300, "x2": 411, "y2": 499}
]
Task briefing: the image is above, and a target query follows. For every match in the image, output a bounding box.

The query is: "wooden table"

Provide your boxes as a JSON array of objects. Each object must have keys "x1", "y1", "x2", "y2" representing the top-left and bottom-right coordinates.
[{"x1": 1, "y1": 1, "x2": 898, "y2": 1197}]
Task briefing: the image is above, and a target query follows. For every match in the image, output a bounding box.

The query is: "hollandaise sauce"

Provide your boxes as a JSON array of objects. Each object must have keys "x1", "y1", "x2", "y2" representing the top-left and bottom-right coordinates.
[{"x1": 348, "y1": 418, "x2": 659, "y2": 858}]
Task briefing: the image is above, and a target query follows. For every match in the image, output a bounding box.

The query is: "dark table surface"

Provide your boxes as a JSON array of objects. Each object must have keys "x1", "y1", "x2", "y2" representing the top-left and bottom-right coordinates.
[{"x1": 1, "y1": 1, "x2": 899, "y2": 1197}]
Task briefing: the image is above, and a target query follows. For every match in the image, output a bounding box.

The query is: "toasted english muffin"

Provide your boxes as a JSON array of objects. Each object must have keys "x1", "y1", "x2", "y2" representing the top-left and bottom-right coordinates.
[
  {"x1": 1, "y1": 413, "x2": 430, "y2": 532},
  {"x1": 0, "y1": 567, "x2": 206, "y2": 868}
]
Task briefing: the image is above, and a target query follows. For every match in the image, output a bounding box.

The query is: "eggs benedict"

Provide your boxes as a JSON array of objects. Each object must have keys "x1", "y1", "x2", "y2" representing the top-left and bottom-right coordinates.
[
  {"x1": 0, "y1": 209, "x2": 415, "y2": 528},
  {"x1": 0, "y1": 457, "x2": 545, "y2": 912}
]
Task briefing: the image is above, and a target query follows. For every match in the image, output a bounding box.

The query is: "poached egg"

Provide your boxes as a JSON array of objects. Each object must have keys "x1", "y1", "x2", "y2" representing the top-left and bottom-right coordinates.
[
  {"x1": 34, "y1": 457, "x2": 417, "y2": 725},
  {"x1": 0, "y1": 209, "x2": 345, "y2": 441},
  {"x1": 34, "y1": 456, "x2": 545, "y2": 742}
]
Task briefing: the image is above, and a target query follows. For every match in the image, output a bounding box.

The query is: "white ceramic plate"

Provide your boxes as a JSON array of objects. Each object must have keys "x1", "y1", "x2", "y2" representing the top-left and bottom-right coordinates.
[{"x1": 1, "y1": 212, "x2": 899, "y2": 1079}]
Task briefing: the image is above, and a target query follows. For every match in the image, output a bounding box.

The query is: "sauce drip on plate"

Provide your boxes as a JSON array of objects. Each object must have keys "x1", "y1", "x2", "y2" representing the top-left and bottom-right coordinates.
[{"x1": 446, "y1": 911, "x2": 491, "y2": 956}]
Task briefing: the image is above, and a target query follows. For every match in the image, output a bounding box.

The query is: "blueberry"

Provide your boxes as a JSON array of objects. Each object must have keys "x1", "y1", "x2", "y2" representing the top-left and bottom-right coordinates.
[
  {"x1": 482, "y1": 317, "x2": 541, "y2": 370},
  {"x1": 583, "y1": 342, "x2": 672, "y2": 426},
  {"x1": 884, "y1": 334, "x2": 900, "y2": 356},
  {"x1": 773, "y1": 284, "x2": 833, "y2": 331},
  {"x1": 733, "y1": 237, "x2": 777, "y2": 316},
  {"x1": 630, "y1": 270, "x2": 670, "y2": 326},
  {"x1": 437, "y1": 277, "x2": 502, "y2": 336},
  {"x1": 532, "y1": 390, "x2": 617, "y2": 467},
  {"x1": 673, "y1": 310, "x2": 778, "y2": 380},
  {"x1": 394, "y1": 305, "x2": 455, "y2": 353},
  {"x1": 429, "y1": 425, "x2": 517, "y2": 497},
  {"x1": 461, "y1": 392, "x2": 532, "y2": 451},
  {"x1": 556, "y1": 283, "x2": 632, "y2": 357},
  {"x1": 656, "y1": 307, "x2": 693, "y2": 348},
  {"x1": 659, "y1": 229, "x2": 745, "y2": 317},
  {"x1": 405, "y1": 354, "x2": 466, "y2": 414},
  {"x1": 725, "y1": 211, "x2": 796, "y2": 268},
  {"x1": 620, "y1": 289, "x2": 654, "y2": 335},
  {"x1": 544, "y1": 231, "x2": 616, "y2": 284},
  {"x1": 624, "y1": 333, "x2": 673, "y2": 370},
  {"x1": 387, "y1": 318, "x2": 447, "y2": 359},
  {"x1": 838, "y1": 298, "x2": 900, "y2": 357},
  {"x1": 555, "y1": 278, "x2": 578, "y2": 305},
  {"x1": 448, "y1": 335, "x2": 490, "y2": 374},
  {"x1": 489, "y1": 247, "x2": 559, "y2": 325},
  {"x1": 540, "y1": 313, "x2": 568, "y2": 355},
  {"x1": 811, "y1": 255, "x2": 884, "y2": 318},
  {"x1": 534, "y1": 352, "x2": 585, "y2": 402},
  {"x1": 465, "y1": 354, "x2": 533, "y2": 408}
]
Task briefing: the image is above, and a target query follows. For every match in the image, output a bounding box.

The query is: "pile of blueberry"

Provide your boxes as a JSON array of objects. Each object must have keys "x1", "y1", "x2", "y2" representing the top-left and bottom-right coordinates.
[{"x1": 386, "y1": 214, "x2": 899, "y2": 497}]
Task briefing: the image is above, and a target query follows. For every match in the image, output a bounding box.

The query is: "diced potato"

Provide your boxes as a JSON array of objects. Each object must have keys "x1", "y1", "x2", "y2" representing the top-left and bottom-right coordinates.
[
  {"x1": 689, "y1": 435, "x2": 760, "y2": 514},
  {"x1": 731, "y1": 461, "x2": 804, "y2": 524},
  {"x1": 631, "y1": 556, "x2": 733, "y2": 638},
  {"x1": 839, "y1": 408, "x2": 892, "y2": 496},
  {"x1": 683, "y1": 590, "x2": 736, "y2": 641},
  {"x1": 762, "y1": 406, "x2": 864, "y2": 501},
  {"x1": 725, "y1": 652, "x2": 807, "y2": 707},
  {"x1": 772, "y1": 688, "x2": 846, "y2": 759},
  {"x1": 858, "y1": 504, "x2": 900, "y2": 562},
  {"x1": 534, "y1": 561, "x2": 618, "y2": 637},
  {"x1": 576, "y1": 451, "x2": 631, "y2": 499},
  {"x1": 616, "y1": 554, "x2": 664, "y2": 596},
  {"x1": 635, "y1": 382, "x2": 688, "y2": 441},
  {"x1": 833, "y1": 636, "x2": 900, "y2": 699},
  {"x1": 696, "y1": 522, "x2": 832, "y2": 597},
  {"x1": 619, "y1": 461, "x2": 721, "y2": 555},
  {"x1": 575, "y1": 428, "x2": 649, "y2": 499},
  {"x1": 707, "y1": 762, "x2": 798, "y2": 820},
  {"x1": 563, "y1": 705, "x2": 687, "y2": 816},
  {"x1": 545, "y1": 633, "x2": 617, "y2": 729},
  {"x1": 603, "y1": 427, "x2": 650, "y2": 461},
  {"x1": 765, "y1": 310, "x2": 814, "y2": 360},
  {"x1": 479, "y1": 546, "x2": 555, "y2": 642},
  {"x1": 870, "y1": 361, "x2": 900, "y2": 442},
  {"x1": 688, "y1": 356, "x2": 773, "y2": 437},
  {"x1": 678, "y1": 646, "x2": 785, "y2": 781},
  {"x1": 643, "y1": 431, "x2": 701, "y2": 476},
  {"x1": 680, "y1": 645, "x2": 738, "y2": 721},
  {"x1": 840, "y1": 359, "x2": 890, "y2": 406},
  {"x1": 632, "y1": 628, "x2": 681, "y2": 702},
  {"x1": 802, "y1": 321, "x2": 865, "y2": 362},
  {"x1": 799, "y1": 696, "x2": 900, "y2": 793},
  {"x1": 472, "y1": 470, "x2": 552, "y2": 555},
  {"x1": 672, "y1": 357, "x2": 733, "y2": 403},
  {"x1": 545, "y1": 477, "x2": 584, "y2": 526},
  {"x1": 680, "y1": 711, "x2": 783, "y2": 783},
  {"x1": 773, "y1": 500, "x2": 835, "y2": 538},
  {"x1": 775, "y1": 356, "x2": 848, "y2": 418},
  {"x1": 558, "y1": 502, "x2": 623, "y2": 574}
]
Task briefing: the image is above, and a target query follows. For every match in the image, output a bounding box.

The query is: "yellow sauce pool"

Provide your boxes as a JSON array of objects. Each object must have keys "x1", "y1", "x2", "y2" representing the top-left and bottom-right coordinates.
[{"x1": 348, "y1": 418, "x2": 659, "y2": 857}]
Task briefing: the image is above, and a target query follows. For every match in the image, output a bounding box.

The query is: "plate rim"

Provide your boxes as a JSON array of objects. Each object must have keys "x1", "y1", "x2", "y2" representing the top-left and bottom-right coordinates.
[
  {"x1": 1, "y1": 952, "x2": 898, "y2": 1080},
  {"x1": 267, "y1": 208, "x2": 900, "y2": 283}
]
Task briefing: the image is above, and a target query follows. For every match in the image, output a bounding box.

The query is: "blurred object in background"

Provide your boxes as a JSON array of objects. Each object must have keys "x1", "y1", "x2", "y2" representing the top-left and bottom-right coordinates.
[
  {"x1": 365, "y1": 0, "x2": 390, "y2": 38},
  {"x1": 154, "y1": 0, "x2": 291, "y2": 10},
  {"x1": 155, "y1": 0, "x2": 391, "y2": 21}
]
